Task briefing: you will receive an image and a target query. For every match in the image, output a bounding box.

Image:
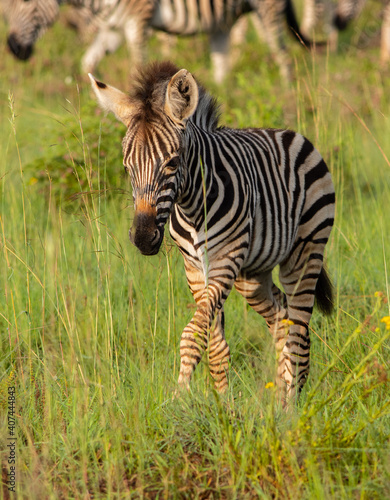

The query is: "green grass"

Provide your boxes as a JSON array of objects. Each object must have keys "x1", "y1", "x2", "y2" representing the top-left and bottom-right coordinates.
[{"x1": 1, "y1": 3, "x2": 390, "y2": 498}]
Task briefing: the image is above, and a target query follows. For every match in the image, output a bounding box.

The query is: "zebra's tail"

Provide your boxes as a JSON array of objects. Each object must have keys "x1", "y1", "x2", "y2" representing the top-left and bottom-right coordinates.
[
  {"x1": 285, "y1": 0, "x2": 325, "y2": 47},
  {"x1": 315, "y1": 265, "x2": 334, "y2": 315}
]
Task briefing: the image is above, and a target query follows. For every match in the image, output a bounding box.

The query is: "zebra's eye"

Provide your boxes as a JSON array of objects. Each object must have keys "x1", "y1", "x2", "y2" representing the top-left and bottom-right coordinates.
[{"x1": 165, "y1": 156, "x2": 180, "y2": 173}]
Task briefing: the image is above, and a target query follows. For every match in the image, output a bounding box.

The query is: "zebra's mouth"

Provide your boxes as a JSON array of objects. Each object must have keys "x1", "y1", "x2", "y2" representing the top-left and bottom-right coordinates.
[
  {"x1": 129, "y1": 222, "x2": 164, "y2": 256},
  {"x1": 7, "y1": 34, "x2": 33, "y2": 61}
]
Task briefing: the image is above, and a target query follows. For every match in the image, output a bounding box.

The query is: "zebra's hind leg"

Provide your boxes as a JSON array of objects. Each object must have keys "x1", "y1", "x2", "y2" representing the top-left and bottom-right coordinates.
[
  {"x1": 235, "y1": 272, "x2": 289, "y2": 402},
  {"x1": 278, "y1": 254, "x2": 326, "y2": 406},
  {"x1": 208, "y1": 308, "x2": 230, "y2": 393}
]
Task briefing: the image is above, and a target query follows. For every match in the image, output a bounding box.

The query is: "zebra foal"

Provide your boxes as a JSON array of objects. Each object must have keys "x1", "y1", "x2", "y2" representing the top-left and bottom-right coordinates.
[{"x1": 89, "y1": 61, "x2": 335, "y2": 407}]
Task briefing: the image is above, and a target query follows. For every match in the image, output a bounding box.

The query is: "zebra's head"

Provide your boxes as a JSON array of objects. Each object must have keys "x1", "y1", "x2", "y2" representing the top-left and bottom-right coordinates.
[
  {"x1": 4, "y1": 0, "x2": 60, "y2": 61},
  {"x1": 89, "y1": 62, "x2": 199, "y2": 256}
]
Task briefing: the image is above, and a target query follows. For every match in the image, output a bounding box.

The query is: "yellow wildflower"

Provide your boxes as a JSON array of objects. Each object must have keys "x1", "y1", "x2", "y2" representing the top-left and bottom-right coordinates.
[{"x1": 380, "y1": 316, "x2": 390, "y2": 330}]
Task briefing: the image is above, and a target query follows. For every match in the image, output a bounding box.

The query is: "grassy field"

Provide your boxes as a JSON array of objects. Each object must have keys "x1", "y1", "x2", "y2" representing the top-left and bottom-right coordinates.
[{"x1": 1, "y1": 2, "x2": 390, "y2": 498}]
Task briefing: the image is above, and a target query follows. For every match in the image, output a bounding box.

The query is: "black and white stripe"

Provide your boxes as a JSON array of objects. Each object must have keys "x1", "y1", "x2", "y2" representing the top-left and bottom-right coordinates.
[
  {"x1": 89, "y1": 61, "x2": 335, "y2": 407},
  {"x1": 4, "y1": 0, "x2": 313, "y2": 82}
]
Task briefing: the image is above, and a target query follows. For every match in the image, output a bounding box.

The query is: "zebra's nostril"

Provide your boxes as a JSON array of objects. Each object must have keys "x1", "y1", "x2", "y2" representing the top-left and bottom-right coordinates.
[{"x1": 152, "y1": 229, "x2": 160, "y2": 243}]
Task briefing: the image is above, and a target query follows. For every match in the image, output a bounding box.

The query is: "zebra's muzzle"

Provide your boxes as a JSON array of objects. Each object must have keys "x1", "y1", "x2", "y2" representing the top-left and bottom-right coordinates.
[
  {"x1": 7, "y1": 34, "x2": 33, "y2": 61},
  {"x1": 129, "y1": 212, "x2": 164, "y2": 256}
]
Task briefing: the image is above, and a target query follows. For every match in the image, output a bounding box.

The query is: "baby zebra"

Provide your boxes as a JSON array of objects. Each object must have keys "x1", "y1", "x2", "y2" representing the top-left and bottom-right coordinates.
[{"x1": 89, "y1": 62, "x2": 335, "y2": 407}]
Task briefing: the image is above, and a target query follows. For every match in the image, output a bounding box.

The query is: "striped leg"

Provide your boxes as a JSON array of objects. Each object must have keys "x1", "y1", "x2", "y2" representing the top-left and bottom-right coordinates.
[
  {"x1": 124, "y1": 17, "x2": 148, "y2": 65},
  {"x1": 210, "y1": 30, "x2": 230, "y2": 84},
  {"x1": 178, "y1": 261, "x2": 231, "y2": 392},
  {"x1": 381, "y1": 4, "x2": 390, "y2": 65},
  {"x1": 255, "y1": 0, "x2": 291, "y2": 82},
  {"x1": 277, "y1": 265, "x2": 316, "y2": 404},
  {"x1": 208, "y1": 308, "x2": 230, "y2": 393},
  {"x1": 278, "y1": 168, "x2": 334, "y2": 404},
  {"x1": 235, "y1": 272, "x2": 290, "y2": 400},
  {"x1": 278, "y1": 236, "x2": 331, "y2": 406},
  {"x1": 81, "y1": 29, "x2": 123, "y2": 73}
]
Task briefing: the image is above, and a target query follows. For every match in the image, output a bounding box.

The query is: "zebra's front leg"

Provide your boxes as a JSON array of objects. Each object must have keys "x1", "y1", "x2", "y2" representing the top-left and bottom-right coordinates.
[
  {"x1": 124, "y1": 18, "x2": 149, "y2": 65},
  {"x1": 178, "y1": 279, "x2": 233, "y2": 391},
  {"x1": 179, "y1": 306, "x2": 230, "y2": 393},
  {"x1": 177, "y1": 301, "x2": 210, "y2": 390},
  {"x1": 210, "y1": 30, "x2": 230, "y2": 84},
  {"x1": 254, "y1": 0, "x2": 291, "y2": 83},
  {"x1": 81, "y1": 29, "x2": 123, "y2": 73},
  {"x1": 177, "y1": 251, "x2": 239, "y2": 392}
]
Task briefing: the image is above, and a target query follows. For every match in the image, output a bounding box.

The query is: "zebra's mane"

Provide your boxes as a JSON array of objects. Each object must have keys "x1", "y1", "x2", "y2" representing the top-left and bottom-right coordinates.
[{"x1": 130, "y1": 61, "x2": 220, "y2": 132}]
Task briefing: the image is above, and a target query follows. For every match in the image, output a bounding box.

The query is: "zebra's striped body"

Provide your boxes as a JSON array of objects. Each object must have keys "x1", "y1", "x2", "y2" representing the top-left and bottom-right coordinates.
[
  {"x1": 4, "y1": 0, "x2": 312, "y2": 83},
  {"x1": 89, "y1": 61, "x2": 335, "y2": 406}
]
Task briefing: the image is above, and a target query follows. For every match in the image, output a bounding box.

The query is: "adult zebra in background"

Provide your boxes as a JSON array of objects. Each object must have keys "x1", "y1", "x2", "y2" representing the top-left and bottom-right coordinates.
[
  {"x1": 3, "y1": 0, "x2": 314, "y2": 83},
  {"x1": 300, "y1": 0, "x2": 390, "y2": 64},
  {"x1": 4, "y1": 0, "x2": 154, "y2": 72},
  {"x1": 333, "y1": 0, "x2": 390, "y2": 64},
  {"x1": 88, "y1": 61, "x2": 335, "y2": 406},
  {"x1": 299, "y1": 0, "x2": 367, "y2": 49}
]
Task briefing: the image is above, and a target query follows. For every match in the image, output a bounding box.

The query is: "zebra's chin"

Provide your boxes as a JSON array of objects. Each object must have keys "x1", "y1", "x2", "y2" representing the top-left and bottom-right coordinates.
[
  {"x1": 136, "y1": 240, "x2": 163, "y2": 256},
  {"x1": 129, "y1": 225, "x2": 164, "y2": 256}
]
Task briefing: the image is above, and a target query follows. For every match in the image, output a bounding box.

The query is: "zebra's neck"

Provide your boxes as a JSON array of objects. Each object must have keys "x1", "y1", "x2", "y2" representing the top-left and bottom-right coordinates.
[
  {"x1": 174, "y1": 87, "x2": 221, "y2": 223},
  {"x1": 188, "y1": 87, "x2": 220, "y2": 133},
  {"x1": 177, "y1": 123, "x2": 215, "y2": 225}
]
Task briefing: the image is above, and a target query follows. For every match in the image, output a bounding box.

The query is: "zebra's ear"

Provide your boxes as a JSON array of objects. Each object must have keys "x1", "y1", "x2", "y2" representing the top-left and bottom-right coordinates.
[
  {"x1": 164, "y1": 69, "x2": 198, "y2": 125},
  {"x1": 88, "y1": 73, "x2": 133, "y2": 126}
]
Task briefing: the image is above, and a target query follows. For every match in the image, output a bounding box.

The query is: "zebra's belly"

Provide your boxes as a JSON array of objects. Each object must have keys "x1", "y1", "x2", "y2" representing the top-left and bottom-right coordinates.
[
  {"x1": 170, "y1": 197, "x2": 298, "y2": 279},
  {"x1": 241, "y1": 207, "x2": 299, "y2": 275}
]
